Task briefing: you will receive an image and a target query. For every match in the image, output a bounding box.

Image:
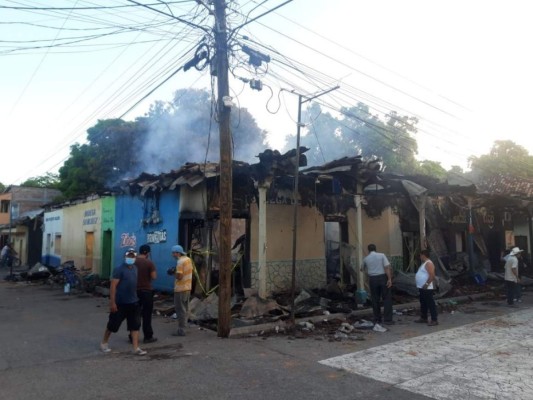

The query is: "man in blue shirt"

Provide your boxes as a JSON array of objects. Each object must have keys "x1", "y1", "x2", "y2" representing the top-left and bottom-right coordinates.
[{"x1": 100, "y1": 248, "x2": 147, "y2": 355}]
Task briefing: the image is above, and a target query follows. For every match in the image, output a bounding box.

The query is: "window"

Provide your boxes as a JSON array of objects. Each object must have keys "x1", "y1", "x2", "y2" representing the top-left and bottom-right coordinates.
[{"x1": 0, "y1": 200, "x2": 10, "y2": 213}]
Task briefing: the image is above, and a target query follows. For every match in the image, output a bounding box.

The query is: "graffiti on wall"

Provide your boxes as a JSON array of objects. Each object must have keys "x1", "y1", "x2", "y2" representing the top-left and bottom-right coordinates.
[
  {"x1": 83, "y1": 209, "x2": 99, "y2": 225},
  {"x1": 120, "y1": 233, "x2": 137, "y2": 248},
  {"x1": 147, "y1": 229, "x2": 167, "y2": 244}
]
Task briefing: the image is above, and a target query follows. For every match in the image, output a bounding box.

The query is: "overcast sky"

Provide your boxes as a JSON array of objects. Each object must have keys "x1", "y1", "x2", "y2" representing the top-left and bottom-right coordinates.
[{"x1": 1, "y1": 0, "x2": 532, "y2": 185}]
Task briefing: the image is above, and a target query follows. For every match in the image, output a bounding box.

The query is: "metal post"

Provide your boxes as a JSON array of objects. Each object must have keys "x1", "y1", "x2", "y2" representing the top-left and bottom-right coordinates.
[
  {"x1": 467, "y1": 197, "x2": 475, "y2": 275},
  {"x1": 290, "y1": 95, "x2": 303, "y2": 325},
  {"x1": 289, "y1": 86, "x2": 339, "y2": 325}
]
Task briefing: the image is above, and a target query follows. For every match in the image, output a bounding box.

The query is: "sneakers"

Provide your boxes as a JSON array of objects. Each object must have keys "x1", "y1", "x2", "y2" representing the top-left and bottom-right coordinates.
[
  {"x1": 414, "y1": 318, "x2": 427, "y2": 323},
  {"x1": 427, "y1": 321, "x2": 439, "y2": 326},
  {"x1": 133, "y1": 347, "x2": 147, "y2": 356},
  {"x1": 143, "y1": 337, "x2": 158, "y2": 344},
  {"x1": 172, "y1": 329, "x2": 186, "y2": 337},
  {"x1": 372, "y1": 323, "x2": 387, "y2": 332},
  {"x1": 100, "y1": 343, "x2": 111, "y2": 353}
]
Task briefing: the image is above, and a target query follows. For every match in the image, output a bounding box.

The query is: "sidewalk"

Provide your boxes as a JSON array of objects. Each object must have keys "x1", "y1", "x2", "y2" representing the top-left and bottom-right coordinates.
[{"x1": 321, "y1": 307, "x2": 533, "y2": 400}]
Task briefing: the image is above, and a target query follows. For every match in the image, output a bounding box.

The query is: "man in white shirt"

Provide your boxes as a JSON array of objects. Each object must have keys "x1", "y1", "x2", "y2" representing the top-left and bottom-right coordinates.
[
  {"x1": 362, "y1": 244, "x2": 394, "y2": 325},
  {"x1": 504, "y1": 247, "x2": 522, "y2": 307}
]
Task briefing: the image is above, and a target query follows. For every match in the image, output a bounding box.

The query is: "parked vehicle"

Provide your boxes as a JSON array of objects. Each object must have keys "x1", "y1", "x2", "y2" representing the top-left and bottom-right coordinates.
[{"x1": 46, "y1": 261, "x2": 86, "y2": 294}]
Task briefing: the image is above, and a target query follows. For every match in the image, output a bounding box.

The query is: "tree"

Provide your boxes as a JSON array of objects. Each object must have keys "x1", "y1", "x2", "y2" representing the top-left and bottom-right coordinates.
[
  {"x1": 418, "y1": 160, "x2": 447, "y2": 180},
  {"x1": 0, "y1": 182, "x2": 5, "y2": 193},
  {"x1": 295, "y1": 102, "x2": 419, "y2": 174},
  {"x1": 58, "y1": 88, "x2": 267, "y2": 198},
  {"x1": 58, "y1": 119, "x2": 144, "y2": 198},
  {"x1": 468, "y1": 140, "x2": 533, "y2": 179},
  {"x1": 21, "y1": 173, "x2": 60, "y2": 188}
]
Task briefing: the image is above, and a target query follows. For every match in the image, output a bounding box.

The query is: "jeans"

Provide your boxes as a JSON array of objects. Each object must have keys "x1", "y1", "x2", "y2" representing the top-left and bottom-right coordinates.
[
  {"x1": 137, "y1": 290, "x2": 155, "y2": 339},
  {"x1": 368, "y1": 274, "x2": 393, "y2": 323},
  {"x1": 505, "y1": 280, "x2": 518, "y2": 305},
  {"x1": 418, "y1": 288, "x2": 438, "y2": 322},
  {"x1": 174, "y1": 291, "x2": 190, "y2": 329}
]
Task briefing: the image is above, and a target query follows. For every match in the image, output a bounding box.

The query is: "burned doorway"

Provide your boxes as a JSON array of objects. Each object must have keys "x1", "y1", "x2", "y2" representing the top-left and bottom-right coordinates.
[
  {"x1": 179, "y1": 218, "x2": 249, "y2": 298},
  {"x1": 325, "y1": 221, "x2": 354, "y2": 284}
]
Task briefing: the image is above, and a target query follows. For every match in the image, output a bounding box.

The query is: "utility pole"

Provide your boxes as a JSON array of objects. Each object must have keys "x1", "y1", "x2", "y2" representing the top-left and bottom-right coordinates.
[
  {"x1": 289, "y1": 86, "x2": 339, "y2": 325},
  {"x1": 214, "y1": 0, "x2": 232, "y2": 338}
]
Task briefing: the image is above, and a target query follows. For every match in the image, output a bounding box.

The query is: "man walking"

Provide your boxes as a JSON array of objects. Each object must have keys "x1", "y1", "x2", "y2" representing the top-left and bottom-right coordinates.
[
  {"x1": 135, "y1": 244, "x2": 157, "y2": 343},
  {"x1": 100, "y1": 248, "x2": 147, "y2": 355},
  {"x1": 362, "y1": 244, "x2": 394, "y2": 325},
  {"x1": 171, "y1": 245, "x2": 193, "y2": 337}
]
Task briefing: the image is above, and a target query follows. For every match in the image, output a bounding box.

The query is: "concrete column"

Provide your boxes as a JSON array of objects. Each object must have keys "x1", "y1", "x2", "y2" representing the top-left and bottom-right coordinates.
[
  {"x1": 258, "y1": 182, "x2": 269, "y2": 299},
  {"x1": 355, "y1": 190, "x2": 367, "y2": 303},
  {"x1": 418, "y1": 195, "x2": 427, "y2": 250}
]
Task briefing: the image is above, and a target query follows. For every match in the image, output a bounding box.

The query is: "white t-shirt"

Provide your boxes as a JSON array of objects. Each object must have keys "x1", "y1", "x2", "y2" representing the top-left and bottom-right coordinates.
[{"x1": 416, "y1": 261, "x2": 434, "y2": 289}]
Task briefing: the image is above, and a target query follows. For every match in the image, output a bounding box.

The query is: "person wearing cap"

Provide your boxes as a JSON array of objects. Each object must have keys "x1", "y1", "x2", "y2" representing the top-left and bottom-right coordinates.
[
  {"x1": 134, "y1": 244, "x2": 157, "y2": 344},
  {"x1": 504, "y1": 247, "x2": 523, "y2": 307},
  {"x1": 171, "y1": 245, "x2": 193, "y2": 337},
  {"x1": 100, "y1": 248, "x2": 147, "y2": 355}
]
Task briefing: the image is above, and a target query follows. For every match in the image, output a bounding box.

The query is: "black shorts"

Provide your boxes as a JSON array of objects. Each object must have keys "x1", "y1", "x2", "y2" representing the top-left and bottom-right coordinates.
[{"x1": 106, "y1": 303, "x2": 141, "y2": 333}]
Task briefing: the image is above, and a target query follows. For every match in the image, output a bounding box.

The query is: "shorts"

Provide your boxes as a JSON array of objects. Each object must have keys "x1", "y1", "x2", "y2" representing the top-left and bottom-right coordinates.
[{"x1": 106, "y1": 303, "x2": 141, "y2": 333}]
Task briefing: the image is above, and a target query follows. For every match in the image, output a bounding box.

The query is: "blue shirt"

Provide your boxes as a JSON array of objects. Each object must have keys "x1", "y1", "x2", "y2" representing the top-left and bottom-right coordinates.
[{"x1": 112, "y1": 263, "x2": 138, "y2": 304}]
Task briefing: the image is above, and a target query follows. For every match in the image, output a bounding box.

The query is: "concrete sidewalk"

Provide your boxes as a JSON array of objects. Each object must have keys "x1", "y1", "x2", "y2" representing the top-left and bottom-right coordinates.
[{"x1": 321, "y1": 308, "x2": 533, "y2": 400}]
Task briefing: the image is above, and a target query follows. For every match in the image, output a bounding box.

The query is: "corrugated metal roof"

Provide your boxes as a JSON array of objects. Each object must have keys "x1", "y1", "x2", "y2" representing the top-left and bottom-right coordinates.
[{"x1": 477, "y1": 175, "x2": 533, "y2": 200}]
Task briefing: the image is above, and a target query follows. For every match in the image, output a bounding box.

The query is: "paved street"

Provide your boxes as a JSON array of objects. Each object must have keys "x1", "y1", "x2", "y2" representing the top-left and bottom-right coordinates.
[{"x1": 1, "y1": 274, "x2": 530, "y2": 400}]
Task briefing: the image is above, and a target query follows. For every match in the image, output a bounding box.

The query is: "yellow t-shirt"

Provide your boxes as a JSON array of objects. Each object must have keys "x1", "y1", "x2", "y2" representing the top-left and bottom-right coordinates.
[{"x1": 174, "y1": 255, "x2": 193, "y2": 293}]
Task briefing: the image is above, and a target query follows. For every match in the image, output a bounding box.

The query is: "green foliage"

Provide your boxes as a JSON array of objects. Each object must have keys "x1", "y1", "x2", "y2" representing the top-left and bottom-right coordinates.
[
  {"x1": 58, "y1": 88, "x2": 267, "y2": 199},
  {"x1": 0, "y1": 182, "x2": 5, "y2": 193},
  {"x1": 417, "y1": 160, "x2": 447, "y2": 180},
  {"x1": 468, "y1": 140, "x2": 533, "y2": 179},
  {"x1": 296, "y1": 102, "x2": 419, "y2": 174},
  {"x1": 20, "y1": 173, "x2": 60, "y2": 188}
]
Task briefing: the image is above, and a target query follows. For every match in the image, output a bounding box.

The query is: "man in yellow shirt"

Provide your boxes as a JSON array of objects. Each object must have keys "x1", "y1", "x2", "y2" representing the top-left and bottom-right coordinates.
[{"x1": 171, "y1": 245, "x2": 193, "y2": 336}]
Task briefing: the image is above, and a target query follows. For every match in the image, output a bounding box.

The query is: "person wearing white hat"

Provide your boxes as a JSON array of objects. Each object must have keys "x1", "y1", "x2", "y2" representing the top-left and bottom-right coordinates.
[{"x1": 504, "y1": 247, "x2": 523, "y2": 307}]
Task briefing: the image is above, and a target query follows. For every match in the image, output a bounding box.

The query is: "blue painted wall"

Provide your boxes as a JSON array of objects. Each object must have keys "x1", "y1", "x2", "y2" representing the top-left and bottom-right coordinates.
[{"x1": 114, "y1": 190, "x2": 180, "y2": 292}]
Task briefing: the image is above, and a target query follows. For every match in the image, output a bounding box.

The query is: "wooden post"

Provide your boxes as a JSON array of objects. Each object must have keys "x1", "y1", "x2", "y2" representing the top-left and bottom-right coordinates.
[{"x1": 214, "y1": 0, "x2": 232, "y2": 338}]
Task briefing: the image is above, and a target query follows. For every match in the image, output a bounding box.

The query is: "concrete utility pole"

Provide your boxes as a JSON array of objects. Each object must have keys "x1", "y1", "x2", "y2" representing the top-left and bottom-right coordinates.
[{"x1": 214, "y1": 0, "x2": 232, "y2": 338}]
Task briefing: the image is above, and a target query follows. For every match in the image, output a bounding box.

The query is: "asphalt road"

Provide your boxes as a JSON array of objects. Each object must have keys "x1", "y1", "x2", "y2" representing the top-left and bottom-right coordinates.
[{"x1": 0, "y1": 273, "x2": 529, "y2": 400}]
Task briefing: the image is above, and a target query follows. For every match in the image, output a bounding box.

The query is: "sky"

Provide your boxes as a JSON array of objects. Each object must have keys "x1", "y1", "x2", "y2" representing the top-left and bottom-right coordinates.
[{"x1": 1, "y1": 0, "x2": 532, "y2": 185}]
